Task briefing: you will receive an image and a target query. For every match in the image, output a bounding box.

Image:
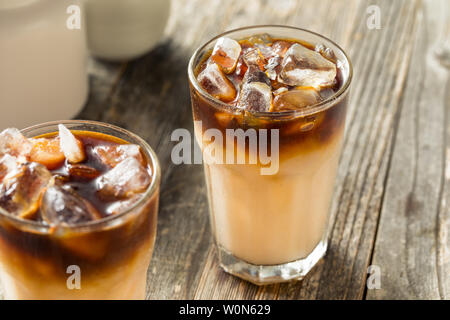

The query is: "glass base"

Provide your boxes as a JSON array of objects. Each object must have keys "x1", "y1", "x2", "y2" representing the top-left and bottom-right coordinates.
[{"x1": 217, "y1": 240, "x2": 327, "y2": 285}]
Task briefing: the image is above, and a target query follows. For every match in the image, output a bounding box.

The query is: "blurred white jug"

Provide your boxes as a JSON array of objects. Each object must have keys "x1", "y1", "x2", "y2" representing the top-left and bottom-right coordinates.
[
  {"x1": 0, "y1": 0, "x2": 88, "y2": 129},
  {"x1": 85, "y1": 0, "x2": 171, "y2": 61}
]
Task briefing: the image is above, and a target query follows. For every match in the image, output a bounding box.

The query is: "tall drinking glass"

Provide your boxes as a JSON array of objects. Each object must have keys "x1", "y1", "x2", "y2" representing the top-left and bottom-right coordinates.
[{"x1": 188, "y1": 26, "x2": 352, "y2": 284}]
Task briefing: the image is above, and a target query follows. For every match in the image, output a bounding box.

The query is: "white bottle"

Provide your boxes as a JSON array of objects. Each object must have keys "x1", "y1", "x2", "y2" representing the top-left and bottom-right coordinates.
[
  {"x1": 0, "y1": 0, "x2": 88, "y2": 130},
  {"x1": 84, "y1": 0, "x2": 171, "y2": 61}
]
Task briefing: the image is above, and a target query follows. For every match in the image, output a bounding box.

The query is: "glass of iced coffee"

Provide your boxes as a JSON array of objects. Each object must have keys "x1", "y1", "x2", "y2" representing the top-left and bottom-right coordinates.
[
  {"x1": 188, "y1": 26, "x2": 352, "y2": 284},
  {"x1": 0, "y1": 120, "x2": 160, "y2": 299}
]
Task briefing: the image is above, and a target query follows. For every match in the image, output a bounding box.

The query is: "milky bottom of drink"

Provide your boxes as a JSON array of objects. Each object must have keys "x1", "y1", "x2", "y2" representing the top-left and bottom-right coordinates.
[
  {"x1": 197, "y1": 126, "x2": 343, "y2": 266},
  {"x1": 0, "y1": 234, "x2": 155, "y2": 300}
]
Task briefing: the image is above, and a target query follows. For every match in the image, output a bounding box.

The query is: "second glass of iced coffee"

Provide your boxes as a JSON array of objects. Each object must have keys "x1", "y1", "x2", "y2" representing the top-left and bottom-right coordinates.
[
  {"x1": 188, "y1": 26, "x2": 352, "y2": 284},
  {"x1": 0, "y1": 120, "x2": 160, "y2": 299}
]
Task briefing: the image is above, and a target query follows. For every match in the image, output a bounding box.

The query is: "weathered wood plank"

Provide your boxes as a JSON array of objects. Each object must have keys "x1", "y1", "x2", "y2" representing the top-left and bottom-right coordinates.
[
  {"x1": 367, "y1": 0, "x2": 449, "y2": 300},
  {"x1": 78, "y1": 59, "x2": 124, "y2": 120},
  {"x1": 293, "y1": 0, "x2": 419, "y2": 300}
]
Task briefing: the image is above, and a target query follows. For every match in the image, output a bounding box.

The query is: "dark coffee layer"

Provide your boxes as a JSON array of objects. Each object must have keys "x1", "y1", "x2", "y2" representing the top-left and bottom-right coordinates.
[
  {"x1": 191, "y1": 84, "x2": 347, "y2": 159},
  {"x1": 0, "y1": 192, "x2": 158, "y2": 280},
  {"x1": 0, "y1": 130, "x2": 158, "y2": 280},
  {"x1": 191, "y1": 35, "x2": 348, "y2": 159}
]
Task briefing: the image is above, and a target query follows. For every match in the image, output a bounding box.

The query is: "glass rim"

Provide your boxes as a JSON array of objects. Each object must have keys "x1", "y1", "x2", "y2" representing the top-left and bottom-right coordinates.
[
  {"x1": 187, "y1": 24, "x2": 353, "y2": 118},
  {"x1": 0, "y1": 120, "x2": 161, "y2": 234}
]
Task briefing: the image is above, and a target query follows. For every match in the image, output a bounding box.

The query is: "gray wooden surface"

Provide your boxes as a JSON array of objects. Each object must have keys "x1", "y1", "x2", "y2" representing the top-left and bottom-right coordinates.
[{"x1": 1, "y1": 0, "x2": 449, "y2": 300}]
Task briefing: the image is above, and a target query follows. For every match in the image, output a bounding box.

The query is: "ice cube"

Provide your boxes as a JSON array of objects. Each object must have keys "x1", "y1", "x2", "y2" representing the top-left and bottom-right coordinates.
[
  {"x1": 256, "y1": 45, "x2": 275, "y2": 60},
  {"x1": 315, "y1": 43, "x2": 337, "y2": 63},
  {"x1": 197, "y1": 63, "x2": 237, "y2": 102},
  {"x1": 319, "y1": 87, "x2": 336, "y2": 100},
  {"x1": 0, "y1": 154, "x2": 19, "y2": 182},
  {"x1": 237, "y1": 82, "x2": 272, "y2": 112},
  {"x1": 93, "y1": 144, "x2": 144, "y2": 168},
  {"x1": 234, "y1": 56, "x2": 248, "y2": 78},
  {"x1": 248, "y1": 33, "x2": 272, "y2": 45},
  {"x1": 58, "y1": 124, "x2": 85, "y2": 163},
  {"x1": 265, "y1": 56, "x2": 281, "y2": 80},
  {"x1": 243, "y1": 48, "x2": 266, "y2": 70},
  {"x1": 96, "y1": 157, "x2": 151, "y2": 200},
  {"x1": 273, "y1": 87, "x2": 288, "y2": 96},
  {"x1": 271, "y1": 40, "x2": 292, "y2": 57},
  {"x1": 278, "y1": 43, "x2": 337, "y2": 88},
  {"x1": 0, "y1": 128, "x2": 32, "y2": 161},
  {"x1": 0, "y1": 162, "x2": 52, "y2": 218},
  {"x1": 272, "y1": 87, "x2": 321, "y2": 111},
  {"x1": 248, "y1": 34, "x2": 274, "y2": 59},
  {"x1": 105, "y1": 195, "x2": 140, "y2": 215},
  {"x1": 243, "y1": 65, "x2": 271, "y2": 86},
  {"x1": 29, "y1": 137, "x2": 65, "y2": 170},
  {"x1": 211, "y1": 37, "x2": 241, "y2": 74},
  {"x1": 41, "y1": 185, "x2": 101, "y2": 225}
]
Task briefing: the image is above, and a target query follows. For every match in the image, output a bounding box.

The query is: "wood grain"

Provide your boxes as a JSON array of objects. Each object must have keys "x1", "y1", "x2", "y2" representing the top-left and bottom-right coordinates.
[{"x1": 367, "y1": 0, "x2": 450, "y2": 300}]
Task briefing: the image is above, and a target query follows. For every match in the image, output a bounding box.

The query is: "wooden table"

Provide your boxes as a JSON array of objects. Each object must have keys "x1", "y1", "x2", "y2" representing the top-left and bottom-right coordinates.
[{"x1": 4, "y1": 0, "x2": 448, "y2": 300}]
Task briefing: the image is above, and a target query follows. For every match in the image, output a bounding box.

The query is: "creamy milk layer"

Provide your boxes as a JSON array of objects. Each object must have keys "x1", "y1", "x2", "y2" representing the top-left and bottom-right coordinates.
[
  {"x1": 196, "y1": 124, "x2": 343, "y2": 265},
  {"x1": 0, "y1": 234, "x2": 155, "y2": 300}
]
